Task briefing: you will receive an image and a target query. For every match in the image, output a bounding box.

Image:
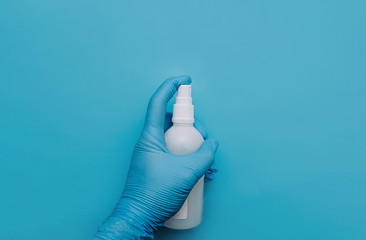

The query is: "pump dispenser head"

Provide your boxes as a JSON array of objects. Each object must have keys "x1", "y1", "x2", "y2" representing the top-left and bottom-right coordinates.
[{"x1": 172, "y1": 85, "x2": 194, "y2": 123}]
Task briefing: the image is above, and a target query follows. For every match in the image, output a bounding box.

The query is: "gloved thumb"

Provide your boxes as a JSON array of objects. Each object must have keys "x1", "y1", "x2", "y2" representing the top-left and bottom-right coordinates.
[{"x1": 186, "y1": 138, "x2": 219, "y2": 174}]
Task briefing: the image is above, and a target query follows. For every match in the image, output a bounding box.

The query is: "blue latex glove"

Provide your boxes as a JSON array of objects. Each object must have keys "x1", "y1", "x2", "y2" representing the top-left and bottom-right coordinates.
[{"x1": 95, "y1": 76, "x2": 219, "y2": 240}]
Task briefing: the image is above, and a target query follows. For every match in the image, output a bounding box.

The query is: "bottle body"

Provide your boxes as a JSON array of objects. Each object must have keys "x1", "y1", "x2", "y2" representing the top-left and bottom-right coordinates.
[{"x1": 164, "y1": 123, "x2": 204, "y2": 229}]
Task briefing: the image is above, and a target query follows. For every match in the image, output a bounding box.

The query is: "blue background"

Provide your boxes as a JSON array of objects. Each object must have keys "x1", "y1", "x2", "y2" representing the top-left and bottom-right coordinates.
[{"x1": 1, "y1": 0, "x2": 365, "y2": 239}]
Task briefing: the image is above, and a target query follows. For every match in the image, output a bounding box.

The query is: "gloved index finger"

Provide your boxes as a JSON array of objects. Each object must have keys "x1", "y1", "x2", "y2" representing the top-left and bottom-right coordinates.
[{"x1": 145, "y1": 75, "x2": 192, "y2": 131}]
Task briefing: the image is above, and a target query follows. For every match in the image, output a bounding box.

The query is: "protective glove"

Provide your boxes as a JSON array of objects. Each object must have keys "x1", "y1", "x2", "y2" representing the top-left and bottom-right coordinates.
[{"x1": 95, "y1": 75, "x2": 219, "y2": 240}]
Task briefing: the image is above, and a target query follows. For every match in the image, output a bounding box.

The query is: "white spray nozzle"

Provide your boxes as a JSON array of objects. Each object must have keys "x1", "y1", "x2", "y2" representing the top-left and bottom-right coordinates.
[
  {"x1": 172, "y1": 85, "x2": 194, "y2": 123},
  {"x1": 175, "y1": 85, "x2": 192, "y2": 105},
  {"x1": 177, "y1": 85, "x2": 191, "y2": 98}
]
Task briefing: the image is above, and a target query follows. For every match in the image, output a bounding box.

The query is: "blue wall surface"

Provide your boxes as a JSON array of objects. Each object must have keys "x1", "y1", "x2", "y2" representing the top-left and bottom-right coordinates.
[{"x1": 1, "y1": 1, "x2": 366, "y2": 239}]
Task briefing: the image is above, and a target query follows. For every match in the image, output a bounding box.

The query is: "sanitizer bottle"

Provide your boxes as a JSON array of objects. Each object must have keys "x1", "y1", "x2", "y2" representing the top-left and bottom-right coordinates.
[{"x1": 164, "y1": 85, "x2": 205, "y2": 230}]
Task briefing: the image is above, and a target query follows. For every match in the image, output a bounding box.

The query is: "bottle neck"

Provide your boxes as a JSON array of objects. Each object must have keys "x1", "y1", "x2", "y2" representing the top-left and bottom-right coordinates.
[{"x1": 173, "y1": 122, "x2": 193, "y2": 127}]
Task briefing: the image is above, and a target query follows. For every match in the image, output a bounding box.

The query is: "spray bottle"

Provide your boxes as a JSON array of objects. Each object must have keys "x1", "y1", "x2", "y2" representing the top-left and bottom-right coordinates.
[{"x1": 164, "y1": 85, "x2": 205, "y2": 229}]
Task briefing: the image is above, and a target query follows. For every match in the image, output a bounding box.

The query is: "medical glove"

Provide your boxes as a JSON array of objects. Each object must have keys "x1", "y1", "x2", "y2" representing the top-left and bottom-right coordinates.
[{"x1": 95, "y1": 76, "x2": 219, "y2": 240}]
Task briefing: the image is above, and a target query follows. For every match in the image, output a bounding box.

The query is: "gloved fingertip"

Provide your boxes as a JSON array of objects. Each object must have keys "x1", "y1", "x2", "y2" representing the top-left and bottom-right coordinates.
[
  {"x1": 196, "y1": 138, "x2": 219, "y2": 156},
  {"x1": 208, "y1": 166, "x2": 218, "y2": 173},
  {"x1": 204, "y1": 172, "x2": 215, "y2": 182},
  {"x1": 172, "y1": 75, "x2": 192, "y2": 85},
  {"x1": 210, "y1": 139, "x2": 219, "y2": 153}
]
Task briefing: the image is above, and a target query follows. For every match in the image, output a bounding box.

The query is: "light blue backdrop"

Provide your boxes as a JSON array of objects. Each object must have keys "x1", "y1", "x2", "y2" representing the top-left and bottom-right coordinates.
[{"x1": 1, "y1": 0, "x2": 365, "y2": 239}]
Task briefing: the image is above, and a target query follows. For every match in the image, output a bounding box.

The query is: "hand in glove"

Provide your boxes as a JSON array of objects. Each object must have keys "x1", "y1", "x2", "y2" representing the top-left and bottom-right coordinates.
[{"x1": 95, "y1": 75, "x2": 219, "y2": 240}]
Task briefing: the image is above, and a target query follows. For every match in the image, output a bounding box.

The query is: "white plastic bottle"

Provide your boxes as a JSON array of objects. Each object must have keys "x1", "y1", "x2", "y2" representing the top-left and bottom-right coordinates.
[{"x1": 164, "y1": 85, "x2": 205, "y2": 230}]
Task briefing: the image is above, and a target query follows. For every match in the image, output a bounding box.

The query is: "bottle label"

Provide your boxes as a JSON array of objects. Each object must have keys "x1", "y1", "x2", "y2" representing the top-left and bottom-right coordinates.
[{"x1": 173, "y1": 199, "x2": 188, "y2": 219}]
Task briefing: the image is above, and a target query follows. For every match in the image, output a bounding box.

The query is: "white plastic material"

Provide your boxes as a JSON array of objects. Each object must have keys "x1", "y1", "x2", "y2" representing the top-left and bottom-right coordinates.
[
  {"x1": 164, "y1": 85, "x2": 205, "y2": 230},
  {"x1": 171, "y1": 85, "x2": 194, "y2": 124}
]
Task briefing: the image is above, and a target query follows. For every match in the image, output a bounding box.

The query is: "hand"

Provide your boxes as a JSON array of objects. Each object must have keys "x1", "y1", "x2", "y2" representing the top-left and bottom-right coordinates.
[{"x1": 95, "y1": 76, "x2": 219, "y2": 240}]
